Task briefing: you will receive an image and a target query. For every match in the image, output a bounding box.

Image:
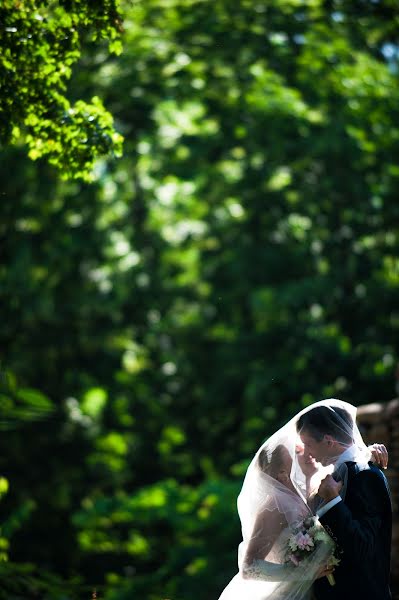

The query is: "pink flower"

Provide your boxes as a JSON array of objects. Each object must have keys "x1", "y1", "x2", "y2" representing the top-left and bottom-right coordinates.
[{"x1": 295, "y1": 532, "x2": 314, "y2": 550}]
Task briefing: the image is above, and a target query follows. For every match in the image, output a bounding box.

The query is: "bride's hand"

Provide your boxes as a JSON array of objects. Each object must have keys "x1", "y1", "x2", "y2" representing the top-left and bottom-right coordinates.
[{"x1": 369, "y1": 443, "x2": 388, "y2": 469}]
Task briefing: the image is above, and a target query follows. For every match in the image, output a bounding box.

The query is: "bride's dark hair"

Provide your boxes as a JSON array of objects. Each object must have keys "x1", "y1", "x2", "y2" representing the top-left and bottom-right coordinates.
[
  {"x1": 296, "y1": 405, "x2": 353, "y2": 445},
  {"x1": 257, "y1": 444, "x2": 289, "y2": 479}
]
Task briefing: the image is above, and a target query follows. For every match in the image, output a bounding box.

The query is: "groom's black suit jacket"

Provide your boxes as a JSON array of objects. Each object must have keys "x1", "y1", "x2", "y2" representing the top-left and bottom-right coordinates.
[{"x1": 314, "y1": 461, "x2": 392, "y2": 600}]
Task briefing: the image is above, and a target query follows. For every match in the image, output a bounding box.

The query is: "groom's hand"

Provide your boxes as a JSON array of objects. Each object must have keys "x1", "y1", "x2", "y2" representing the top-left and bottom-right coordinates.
[
  {"x1": 315, "y1": 563, "x2": 336, "y2": 580},
  {"x1": 318, "y1": 474, "x2": 343, "y2": 502}
]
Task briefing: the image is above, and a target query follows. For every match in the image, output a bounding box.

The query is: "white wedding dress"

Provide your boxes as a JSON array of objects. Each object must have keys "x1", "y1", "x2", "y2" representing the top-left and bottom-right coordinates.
[
  {"x1": 218, "y1": 455, "x2": 326, "y2": 600},
  {"x1": 219, "y1": 525, "x2": 318, "y2": 600}
]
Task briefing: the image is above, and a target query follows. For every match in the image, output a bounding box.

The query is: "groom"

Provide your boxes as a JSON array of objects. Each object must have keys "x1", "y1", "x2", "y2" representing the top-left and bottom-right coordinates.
[{"x1": 297, "y1": 404, "x2": 392, "y2": 600}]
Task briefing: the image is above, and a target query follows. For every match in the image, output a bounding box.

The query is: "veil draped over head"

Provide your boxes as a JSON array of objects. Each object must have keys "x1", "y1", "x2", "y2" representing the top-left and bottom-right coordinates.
[{"x1": 218, "y1": 399, "x2": 371, "y2": 600}]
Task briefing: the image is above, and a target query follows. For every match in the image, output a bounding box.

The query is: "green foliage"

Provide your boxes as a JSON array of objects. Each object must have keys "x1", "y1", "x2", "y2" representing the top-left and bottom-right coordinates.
[
  {"x1": 0, "y1": 0, "x2": 123, "y2": 180},
  {"x1": 73, "y1": 477, "x2": 240, "y2": 599},
  {"x1": 0, "y1": 561, "x2": 83, "y2": 600},
  {"x1": 0, "y1": 368, "x2": 53, "y2": 430},
  {"x1": 0, "y1": 0, "x2": 399, "y2": 598}
]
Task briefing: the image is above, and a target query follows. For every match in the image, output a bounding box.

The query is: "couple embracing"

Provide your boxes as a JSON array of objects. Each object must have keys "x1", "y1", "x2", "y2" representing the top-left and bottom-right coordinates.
[{"x1": 218, "y1": 399, "x2": 392, "y2": 600}]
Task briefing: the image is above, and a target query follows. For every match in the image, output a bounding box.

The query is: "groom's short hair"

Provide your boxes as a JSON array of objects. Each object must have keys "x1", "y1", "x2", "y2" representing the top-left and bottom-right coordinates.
[{"x1": 296, "y1": 405, "x2": 354, "y2": 445}]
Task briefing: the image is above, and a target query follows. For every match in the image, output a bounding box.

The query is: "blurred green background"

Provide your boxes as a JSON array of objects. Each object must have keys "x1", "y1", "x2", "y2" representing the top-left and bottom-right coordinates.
[{"x1": 1, "y1": 0, "x2": 399, "y2": 598}]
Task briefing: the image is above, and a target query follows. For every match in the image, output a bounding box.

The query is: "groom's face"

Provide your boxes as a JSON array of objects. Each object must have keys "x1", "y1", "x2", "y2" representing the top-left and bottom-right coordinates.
[{"x1": 300, "y1": 430, "x2": 335, "y2": 466}]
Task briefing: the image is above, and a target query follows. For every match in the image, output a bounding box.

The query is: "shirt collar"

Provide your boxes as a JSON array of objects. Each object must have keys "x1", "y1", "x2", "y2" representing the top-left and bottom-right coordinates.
[{"x1": 333, "y1": 445, "x2": 357, "y2": 469}]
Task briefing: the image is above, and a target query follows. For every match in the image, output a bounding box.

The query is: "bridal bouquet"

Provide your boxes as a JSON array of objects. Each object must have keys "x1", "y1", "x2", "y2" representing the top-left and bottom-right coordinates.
[{"x1": 284, "y1": 516, "x2": 340, "y2": 586}]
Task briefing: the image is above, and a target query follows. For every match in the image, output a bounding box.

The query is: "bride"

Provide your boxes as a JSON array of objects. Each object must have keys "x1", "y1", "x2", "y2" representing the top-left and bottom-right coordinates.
[{"x1": 218, "y1": 399, "x2": 387, "y2": 600}]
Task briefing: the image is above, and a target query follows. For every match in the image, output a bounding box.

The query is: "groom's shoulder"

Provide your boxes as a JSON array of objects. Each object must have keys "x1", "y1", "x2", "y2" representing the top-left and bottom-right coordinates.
[
  {"x1": 346, "y1": 461, "x2": 391, "y2": 496},
  {"x1": 347, "y1": 460, "x2": 385, "y2": 478}
]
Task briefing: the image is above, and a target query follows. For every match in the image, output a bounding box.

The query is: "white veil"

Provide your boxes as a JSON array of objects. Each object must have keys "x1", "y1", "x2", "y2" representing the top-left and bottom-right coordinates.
[{"x1": 218, "y1": 399, "x2": 371, "y2": 600}]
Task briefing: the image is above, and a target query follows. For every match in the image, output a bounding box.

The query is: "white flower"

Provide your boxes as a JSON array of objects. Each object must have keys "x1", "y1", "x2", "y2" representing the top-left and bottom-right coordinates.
[
  {"x1": 288, "y1": 536, "x2": 298, "y2": 551},
  {"x1": 314, "y1": 528, "x2": 330, "y2": 542}
]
